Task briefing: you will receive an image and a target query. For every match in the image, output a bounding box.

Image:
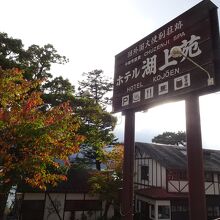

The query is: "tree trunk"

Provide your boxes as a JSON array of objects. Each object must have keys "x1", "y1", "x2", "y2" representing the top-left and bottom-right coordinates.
[
  {"x1": 0, "y1": 192, "x2": 8, "y2": 220},
  {"x1": 95, "y1": 160, "x2": 101, "y2": 171}
]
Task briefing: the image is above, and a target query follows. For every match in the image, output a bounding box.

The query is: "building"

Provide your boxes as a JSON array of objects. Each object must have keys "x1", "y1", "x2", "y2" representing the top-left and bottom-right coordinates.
[
  {"x1": 134, "y1": 142, "x2": 220, "y2": 220},
  {"x1": 17, "y1": 168, "x2": 114, "y2": 220}
]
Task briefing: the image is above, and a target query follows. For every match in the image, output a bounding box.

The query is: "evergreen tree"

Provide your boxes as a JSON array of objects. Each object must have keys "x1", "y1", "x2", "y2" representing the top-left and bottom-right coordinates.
[
  {"x1": 77, "y1": 69, "x2": 117, "y2": 170},
  {"x1": 0, "y1": 32, "x2": 68, "y2": 81},
  {"x1": 42, "y1": 76, "x2": 75, "y2": 108},
  {"x1": 78, "y1": 69, "x2": 113, "y2": 107},
  {"x1": 152, "y1": 131, "x2": 186, "y2": 146}
]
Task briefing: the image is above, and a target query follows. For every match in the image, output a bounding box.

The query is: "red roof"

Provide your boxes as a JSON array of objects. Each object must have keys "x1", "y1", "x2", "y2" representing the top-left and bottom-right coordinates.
[{"x1": 135, "y1": 187, "x2": 188, "y2": 200}]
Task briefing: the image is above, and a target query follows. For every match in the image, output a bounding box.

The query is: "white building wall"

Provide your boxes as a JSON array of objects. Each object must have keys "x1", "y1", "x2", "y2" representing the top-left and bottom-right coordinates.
[
  {"x1": 213, "y1": 174, "x2": 220, "y2": 195},
  {"x1": 161, "y1": 167, "x2": 167, "y2": 189},
  {"x1": 135, "y1": 153, "x2": 167, "y2": 190},
  {"x1": 167, "y1": 180, "x2": 188, "y2": 193},
  {"x1": 22, "y1": 192, "x2": 113, "y2": 220},
  {"x1": 152, "y1": 160, "x2": 157, "y2": 186},
  {"x1": 66, "y1": 193, "x2": 84, "y2": 200},
  {"x1": 180, "y1": 181, "x2": 189, "y2": 192},
  {"x1": 205, "y1": 182, "x2": 215, "y2": 194},
  {"x1": 157, "y1": 163, "x2": 162, "y2": 187},
  {"x1": 23, "y1": 193, "x2": 45, "y2": 200},
  {"x1": 167, "y1": 179, "x2": 220, "y2": 195},
  {"x1": 43, "y1": 193, "x2": 65, "y2": 220}
]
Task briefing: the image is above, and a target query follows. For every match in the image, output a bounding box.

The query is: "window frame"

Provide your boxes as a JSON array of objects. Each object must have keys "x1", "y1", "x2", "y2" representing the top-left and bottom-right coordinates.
[
  {"x1": 158, "y1": 205, "x2": 170, "y2": 219},
  {"x1": 141, "y1": 165, "x2": 149, "y2": 181}
]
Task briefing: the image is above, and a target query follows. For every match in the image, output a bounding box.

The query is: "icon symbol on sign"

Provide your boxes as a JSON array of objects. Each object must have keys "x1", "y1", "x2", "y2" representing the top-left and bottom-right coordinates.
[
  {"x1": 133, "y1": 91, "x2": 141, "y2": 103},
  {"x1": 145, "y1": 87, "x2": 154, "y2": 99},
  {"x1": 174, "y1": 73, "x2": 190, "y2": 90},
  {"x1": 158, "y1": 82, "x2": 168, "y2": 95},
  {"x1": 122, "y1": 95, "x2": 129, "y2": 106}
]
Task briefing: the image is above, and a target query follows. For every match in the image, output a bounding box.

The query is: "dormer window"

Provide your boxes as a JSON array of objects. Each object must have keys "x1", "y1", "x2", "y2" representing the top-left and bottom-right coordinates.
[{"x1": 141, "y1": 166, "x2": 149, "y2": 181}]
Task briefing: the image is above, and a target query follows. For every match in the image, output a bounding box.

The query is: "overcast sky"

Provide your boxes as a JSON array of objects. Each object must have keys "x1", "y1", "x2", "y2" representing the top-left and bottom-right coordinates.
[{"x1": 1, "y1": 0, "x2": 220, "y2": 149}]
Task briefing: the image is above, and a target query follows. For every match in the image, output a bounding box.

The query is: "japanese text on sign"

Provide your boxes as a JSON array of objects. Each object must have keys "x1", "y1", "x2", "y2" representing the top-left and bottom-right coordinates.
[{"x1": 116, "y1": 34, "x2": 201, "y2": 87}]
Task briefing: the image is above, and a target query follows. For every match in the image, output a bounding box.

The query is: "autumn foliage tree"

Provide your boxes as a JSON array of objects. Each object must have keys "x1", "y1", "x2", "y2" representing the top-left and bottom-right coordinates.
[
  {"x1": 89, "y1": 145, "x2": 124, "y2": 219},
  {"x1": 0, "y1": 68, "x2": 84, "y2": 217}
]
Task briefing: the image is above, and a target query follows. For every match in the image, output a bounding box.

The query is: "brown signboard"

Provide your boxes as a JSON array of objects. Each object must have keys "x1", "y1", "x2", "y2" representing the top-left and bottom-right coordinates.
[{"x1": 112, "y1": 0, "x2": 220, "y2": 113}]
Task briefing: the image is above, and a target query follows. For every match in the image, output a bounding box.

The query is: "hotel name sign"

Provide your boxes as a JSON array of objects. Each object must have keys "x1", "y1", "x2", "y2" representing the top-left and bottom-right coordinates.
[{"x1": 112, "y1": 0, "x2": 220, "y2": 113}]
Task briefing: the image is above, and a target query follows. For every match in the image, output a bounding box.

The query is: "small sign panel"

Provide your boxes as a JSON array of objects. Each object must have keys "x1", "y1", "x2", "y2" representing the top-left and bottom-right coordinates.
[
  {"x1": 174, "y1": 74, "x2": 191, "y2": 91},
  {"x1": 112, "y1": 0, "x2": 220, "y2": 113},
  {"x1": 158, "y1": 82, "x2": 169, "y2": 96},
  {"x1": 145, "y1": 87, "x2": 154, "y2": 99}
]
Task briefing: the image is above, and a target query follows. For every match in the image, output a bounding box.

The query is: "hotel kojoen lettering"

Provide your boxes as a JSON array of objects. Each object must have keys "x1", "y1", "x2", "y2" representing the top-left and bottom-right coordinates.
[{"x1": 112, "y1": 0, "x2": 220, "y2": 113}]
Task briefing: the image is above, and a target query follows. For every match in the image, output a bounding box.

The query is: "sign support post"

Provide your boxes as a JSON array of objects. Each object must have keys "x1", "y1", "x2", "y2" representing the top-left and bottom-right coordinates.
[
  {"x1": 185, "y1": 94, "x2": 207, "y2": 220},
  {"x1": 121, "y1": 110, "x2": 135, "y2": 220}
]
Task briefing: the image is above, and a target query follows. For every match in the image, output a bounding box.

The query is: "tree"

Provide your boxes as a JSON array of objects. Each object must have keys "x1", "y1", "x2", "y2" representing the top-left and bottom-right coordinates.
[
  {"x1": 78, "y1": 69, "x2": 113, "y2": 107},
  {"x1": 77, "y1": 70, "x2": 117, "y2": 170},
  {"x1": 42, "y1": 76, "x2": 75, "y2": 108},
  {"x1": 0, "y1": 32, "x2": 117, "y2": 172},
  {"x1": 152, "y1": 131, "x2": 186, "y2": 146},
  {"x1": 42, "y1": 76, "x2": 115, "y2": 170},
  {"x1": 0, "y1": 32, "x2": 68, "y2": 81},
  {"x1": 43, "y1": 76, "x2": 117, "y2": 171},
  {"x1": 88, "y1": 145, "x2": 123, "y2": 219},
  {"x1": 75, "y1": 99, "x2": 117, "y2": 170},
  {"x1": 0, "y1": 68, "x2": 84, "y2": 218},
  {"x1": 22, "y1": 44, "x2": 68, "y2": 81},
  {"x1": 41, "y1": 70, "x2": 117, "y2": 171},
  {"x1": 0, "y1": 32, "x2": 25, "y2": 70}
]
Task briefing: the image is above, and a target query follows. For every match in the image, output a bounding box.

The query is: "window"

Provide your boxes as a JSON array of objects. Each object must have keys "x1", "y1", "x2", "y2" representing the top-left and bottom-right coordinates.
[
  {"x1": 207, "y1": 206, "x2": 220, "y2": 217},
  {"x1": 182, "y1": 205, "x2": 188, "y2": 212},
  {"x1": 172, "y1": 205, "x2": 188, "y2": 212},
  {"x1": 176, "y1": 205, "x2": 182, "y2": 212},
  {"x1": 205, "y1": 172, "x2": 213, "y2": 182},
  {"x1": 171, "y1": 205, "x2": 176, "y2": 212},
  {"x1": 150, "y1": 205, "x2": 155, "y2": 218},
  {"x1": 208, "y1": 206, "x2": 213, "y2": 217},
  {"x1": 141, "y1": 166, "x2": 149, "y2": 180},
  {"x1": 214, "y1": 206, "x2": 220, "y2": 217},
  {"x1": 158, "y1": 206, "x2": 170, "y2": 219}
]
